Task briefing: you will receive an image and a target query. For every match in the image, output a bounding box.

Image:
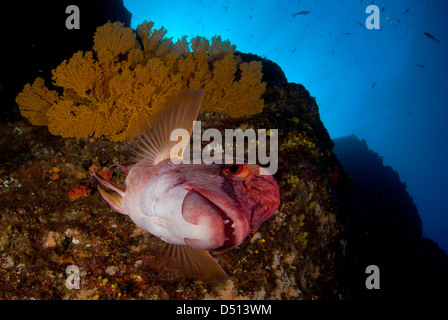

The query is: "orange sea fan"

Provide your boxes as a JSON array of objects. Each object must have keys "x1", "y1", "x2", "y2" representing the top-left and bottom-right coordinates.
[
  {"x1": 52, "y1": 51, "x2": 99, "y2": 100},
  {"x1": 46, "y1": 100, "x2": 102, "y2": 138},
  {"x1": 15, "y1": 77, "x2": 59, "y2": 126},
  {"x1": 16, "y1": 20, "x2": 266, "y2": 142},
  {"x1": 93, "y1": 21, "x2": 139, "y2": 62}
]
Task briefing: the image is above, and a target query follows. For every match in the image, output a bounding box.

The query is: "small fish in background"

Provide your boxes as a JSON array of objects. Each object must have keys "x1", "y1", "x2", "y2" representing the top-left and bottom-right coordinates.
[
  {"x1": 416, "y1": 64, "x2": 426, "y2": 68},
  {"x1": 92, "y1": 90, "x2": 280, "y2": 282},
  {"x1": 291, "y1": 47, "x2": 297, "y2": 54},
  {"x1": 371, "y1": 82, "x2": 376, "y2": 89},
  {"x1": 423, "y1": 32, "x2": 440, "y2": 43},
  {"x1": 381, "y1": 7, "x2": 385, "y2": 13},
  {"x1": 402, "y1": 8, "x2": 410, "y2": 15},
  {"x1": 292, "y1": 10, "x2": 310, "y2": 17}
]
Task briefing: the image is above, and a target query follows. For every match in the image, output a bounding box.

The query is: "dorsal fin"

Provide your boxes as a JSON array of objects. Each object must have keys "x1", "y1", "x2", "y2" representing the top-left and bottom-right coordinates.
[{"x1": 131, "y1": 90, "x2": 203, "y2": 165}]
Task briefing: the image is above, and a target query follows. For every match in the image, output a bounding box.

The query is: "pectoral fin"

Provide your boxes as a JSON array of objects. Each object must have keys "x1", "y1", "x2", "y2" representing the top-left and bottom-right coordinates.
[
  {"x1": 98, "y1": 186, "x2": 126, "y2": 215},
  {"x1": 91, "y1": 165, "x2": 127, "y2": 215},
  {"x1": 131, "y1": 90, "x2": 203, "y2": 165},
  {"x1": 158, "y1": 242, "x2": 228, "y2": 282}
]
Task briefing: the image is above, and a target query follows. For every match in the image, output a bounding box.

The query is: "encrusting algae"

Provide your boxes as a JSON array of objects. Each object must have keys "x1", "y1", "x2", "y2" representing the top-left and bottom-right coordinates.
[{"x1": 16, "y1": 21, "x2": 266, "y2": 141}]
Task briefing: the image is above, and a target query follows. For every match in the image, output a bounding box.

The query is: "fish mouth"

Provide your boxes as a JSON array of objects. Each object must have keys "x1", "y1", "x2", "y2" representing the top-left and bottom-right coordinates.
[{"x1": 184, "y1": 187, "x2": 249, "y2": 252}]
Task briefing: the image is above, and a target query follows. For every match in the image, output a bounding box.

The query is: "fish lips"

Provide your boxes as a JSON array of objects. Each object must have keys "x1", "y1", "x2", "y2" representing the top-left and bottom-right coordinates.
[{"x1": 182, "y1": 187, "x2": 250, "y2": 252}]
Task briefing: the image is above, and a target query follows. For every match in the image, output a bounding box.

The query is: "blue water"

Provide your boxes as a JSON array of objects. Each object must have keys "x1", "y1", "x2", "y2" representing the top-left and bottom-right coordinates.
[{"x1": 123, "y1": 0, "x2": 448, "y2": 254}]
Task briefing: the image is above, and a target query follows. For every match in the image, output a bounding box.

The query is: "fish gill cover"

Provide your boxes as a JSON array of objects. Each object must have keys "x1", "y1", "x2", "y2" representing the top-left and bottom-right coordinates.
[{"x1": 15, "y1": 21, "x2": 266, "y2": 141}]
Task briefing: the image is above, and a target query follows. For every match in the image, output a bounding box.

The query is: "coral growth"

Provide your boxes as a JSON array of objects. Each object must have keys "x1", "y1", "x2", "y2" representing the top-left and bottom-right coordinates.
[
  {"x1": 16, "y1": 21, "x2": 266, "y2": 141},
  {"x1": 68, "y1": 185, "x2": 92, "y2": 200}
]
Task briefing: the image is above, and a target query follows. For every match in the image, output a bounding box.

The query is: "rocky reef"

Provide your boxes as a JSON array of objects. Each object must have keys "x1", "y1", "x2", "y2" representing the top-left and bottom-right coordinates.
[
  {"x1": 333, "y1": 135, "x2": 448, "y2": 299},
  {"x1": 0, "y1": 68, "x2": 350, "y2": 299}
]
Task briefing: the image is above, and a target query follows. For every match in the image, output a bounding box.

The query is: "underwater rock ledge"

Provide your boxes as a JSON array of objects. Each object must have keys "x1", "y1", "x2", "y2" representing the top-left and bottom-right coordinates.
[{"x1": 333, "y1": 135, "x2": 448, "y2": 299}]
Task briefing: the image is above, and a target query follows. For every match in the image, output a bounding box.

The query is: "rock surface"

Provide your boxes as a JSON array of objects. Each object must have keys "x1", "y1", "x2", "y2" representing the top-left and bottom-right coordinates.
[
  {"x1": 333, "y1": 135, "x2": 448, "y2": 299},
  {"x1": 0, "y1": 74, "x2": 350, "y2": 299},
  {"x1": 1, "y1": 0, "x2": 351, "y2": 300}
]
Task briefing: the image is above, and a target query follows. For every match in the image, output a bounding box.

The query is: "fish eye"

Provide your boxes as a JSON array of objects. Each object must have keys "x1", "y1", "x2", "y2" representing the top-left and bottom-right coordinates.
[
  {"x1": 224, "y1": 164, "x2": 250, "y2": 178},
  {"x1": 227, "y1": 164, "x2": 242, "y2": 174}
]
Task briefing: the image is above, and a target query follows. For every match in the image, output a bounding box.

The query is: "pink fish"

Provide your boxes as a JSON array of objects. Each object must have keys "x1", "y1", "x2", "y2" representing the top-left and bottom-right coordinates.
[{"x1": 91, "y1": 90, "x2": 280, "y2": 281}]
